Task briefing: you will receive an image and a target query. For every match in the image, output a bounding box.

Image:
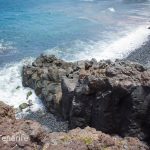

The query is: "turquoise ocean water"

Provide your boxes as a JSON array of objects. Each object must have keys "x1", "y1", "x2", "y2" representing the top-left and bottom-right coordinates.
[{"x1": 0, "y1": 0, "x2": 150, "y2": 112}]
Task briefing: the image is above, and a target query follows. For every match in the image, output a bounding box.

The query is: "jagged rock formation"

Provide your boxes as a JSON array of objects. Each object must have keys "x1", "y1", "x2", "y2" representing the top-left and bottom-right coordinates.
[
  {"x1": 22, "y1": 54, "x2": 150, "y2": 143},
  {"x1": 0, "y1": 101, "x2": 148, "y2": 150},
  {"x1": 67, "y1": 59, "x2": 150, "y2": 143},
  {"x1": 22, "y1": 55, "x2": 75, "y2": 114}
]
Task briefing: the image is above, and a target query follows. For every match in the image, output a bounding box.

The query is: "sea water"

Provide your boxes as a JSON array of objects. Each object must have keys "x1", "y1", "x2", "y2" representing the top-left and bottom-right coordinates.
[{"x1": 0, "y1": 0, "x2": 150, "y2": 112}]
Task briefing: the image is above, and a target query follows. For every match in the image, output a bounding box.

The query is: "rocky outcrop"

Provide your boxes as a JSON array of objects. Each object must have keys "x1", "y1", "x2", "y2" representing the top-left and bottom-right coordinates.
[
  {"x1": 0, "y1": 101, "x2": 148, "y2": 150},
  {"x1": 22, "y1": 54, "x2": 95, "y2": 114},
  {"x1": 22, "y1": 54, "x2": 74, "y2": 113},
  {"x1": 22, "y1": 54, "x2": 150, "y2": 143},
  {"x1": 67, "y1": 59, "x2": 150, "y2": 143}
]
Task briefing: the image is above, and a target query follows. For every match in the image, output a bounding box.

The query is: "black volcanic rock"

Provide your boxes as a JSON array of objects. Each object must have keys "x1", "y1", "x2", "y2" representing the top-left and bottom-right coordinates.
[
  {"x1": 22, "y1": 54, "x2": 150, "y2": 143},
  {"x1": 67, "y1": 60, "x2": 150, "y2": 141},
  {"x1": 61, "y1": 77, "x2": 78, "y2": 120}
]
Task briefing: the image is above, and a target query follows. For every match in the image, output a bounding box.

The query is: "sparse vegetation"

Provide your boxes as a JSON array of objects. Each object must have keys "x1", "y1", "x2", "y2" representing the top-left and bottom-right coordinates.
[
  {"x1": 80, "y1": 136, "x2": 93, "y2": 145},
  {"x1": 61, "y1": 135, "x2": 70, "y2": 143}
]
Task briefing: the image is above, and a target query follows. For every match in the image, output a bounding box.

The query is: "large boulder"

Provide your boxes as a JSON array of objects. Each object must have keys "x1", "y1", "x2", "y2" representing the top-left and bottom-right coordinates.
[{"x1": 0, "y1": 101, "x2": 148, "y2": 150}]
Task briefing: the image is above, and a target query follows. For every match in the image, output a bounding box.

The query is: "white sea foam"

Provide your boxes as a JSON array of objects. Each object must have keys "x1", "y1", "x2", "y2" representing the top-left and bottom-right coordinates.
[
  {"x1": 76, "y1": 25, "x2": 150, "y2": 61},
  {"x1": 0, "y1": 39, "x2": 16, "y2": 54},
  {"x1": 108, "y1": 7, "x2": 116, "y2": 12},
  {"x1": 0, "y1": 58, "x2": 44, "y2": 117},
  {"x1": 45, "y1": 25, "x2": 150, "y2": 62}
]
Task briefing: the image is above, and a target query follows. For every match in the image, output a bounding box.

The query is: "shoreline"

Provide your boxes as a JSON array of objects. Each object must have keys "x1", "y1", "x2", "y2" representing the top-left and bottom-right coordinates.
[
  {"x1": 1, "y1": 36, "x2": 150, "y2": 149},
  {"x1": 16, "y1": 35, "x2": 150, "y2": 132},
  {"x1": 125, "y1": 36, "x2": 150, "y2": 66}
]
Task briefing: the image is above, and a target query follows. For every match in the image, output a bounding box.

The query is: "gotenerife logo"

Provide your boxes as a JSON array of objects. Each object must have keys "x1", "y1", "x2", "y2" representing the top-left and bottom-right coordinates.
[{"x1": 0, "y1": 131, "x2": 29, "y2": 143}]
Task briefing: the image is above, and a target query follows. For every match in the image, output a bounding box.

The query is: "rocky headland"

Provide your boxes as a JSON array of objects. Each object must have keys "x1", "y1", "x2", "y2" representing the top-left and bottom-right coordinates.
[
  {"x1": 22, "y1": 54, "x2": 150, "y2": 145},
  {"x1": 0, "y1": 101, "x2": 148, "y2": 150}
]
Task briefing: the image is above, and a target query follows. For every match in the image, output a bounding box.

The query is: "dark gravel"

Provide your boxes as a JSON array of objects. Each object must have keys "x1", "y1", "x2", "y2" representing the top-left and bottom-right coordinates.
[
  {"x1": 18, "y1": 110, "x2": 68, "y2": 133},
  {"x1": 125, "y1": 36, "x2": 150, "y2": 66}
]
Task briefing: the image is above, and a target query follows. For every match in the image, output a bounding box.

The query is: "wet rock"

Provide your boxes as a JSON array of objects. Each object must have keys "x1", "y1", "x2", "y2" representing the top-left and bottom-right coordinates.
[
  {"x1": 28, "y1": 100, "x2": 33, "y2": 106},
  {"x1": 16, "y1": 86, "x2": 21, "y2": 90},
  {"x1": 19, "y1": 103, "x2": 29, "y2": 110},
  {"x1": 26, "y1": 91, "x2": 32, "y2": 100}
]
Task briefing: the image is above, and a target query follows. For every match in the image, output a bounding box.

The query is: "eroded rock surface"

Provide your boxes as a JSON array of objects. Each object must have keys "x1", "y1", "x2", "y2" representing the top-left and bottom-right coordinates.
[
  {"x1": 22, "y1": 55, "x2": 76, "y2": 114},
  {"x1": 68, "y1": 59, "x2": 150, "y2": 143},
  {"x1": 22, "y1": 54, "x2": 150, "y2": 143},
  {"x1": 0, "y1": 101, "x2": 148, "y2": 150}
]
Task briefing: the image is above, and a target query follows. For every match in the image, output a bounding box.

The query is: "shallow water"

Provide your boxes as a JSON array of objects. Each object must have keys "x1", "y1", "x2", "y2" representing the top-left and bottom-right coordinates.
[{"x1": 0, "y1": 0, "x2": 150, "y2": 111}]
